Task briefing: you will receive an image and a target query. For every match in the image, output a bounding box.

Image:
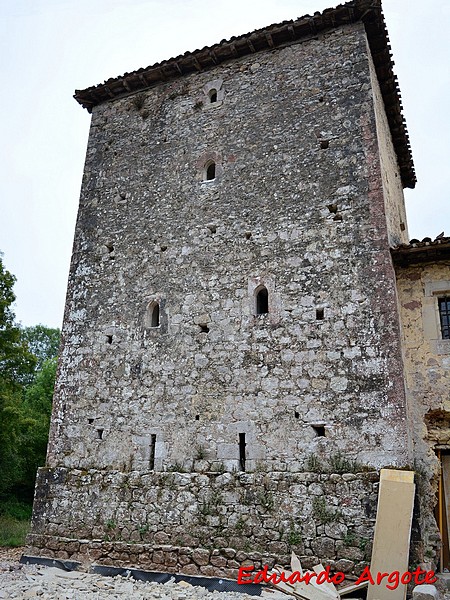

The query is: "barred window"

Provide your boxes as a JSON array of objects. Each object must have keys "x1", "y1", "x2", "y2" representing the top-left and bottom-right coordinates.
[{"x1": 439, "y1": 297, "x2": 450, "y2": 339}]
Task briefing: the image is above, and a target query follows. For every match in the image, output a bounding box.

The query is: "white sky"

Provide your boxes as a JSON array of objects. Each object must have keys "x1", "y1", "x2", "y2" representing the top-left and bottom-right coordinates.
[{"x1": 0, "y1": 0, "x2": 449, "y2": 329}]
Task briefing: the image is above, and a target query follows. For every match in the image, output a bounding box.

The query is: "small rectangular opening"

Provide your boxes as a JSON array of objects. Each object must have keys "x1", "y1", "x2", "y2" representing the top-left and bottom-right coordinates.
[
  {"x1": 316, "y1": 308, "x2": 324, "y2": 320},
  {"x1": 150, "y1": 434, "x2": 156, "y2": 470},
  {"x1": 96, "y1": 428, "x2": 104, "y2": 440},
  {"x1": 239, "y1": 433, "x2": 246, "y2": 471},
  {"x1": 312, "y1": 425, "x2": 326, "y2": 437},
  {"x1": 106, "y1": 335, "x2": 113, "y2": 344}
]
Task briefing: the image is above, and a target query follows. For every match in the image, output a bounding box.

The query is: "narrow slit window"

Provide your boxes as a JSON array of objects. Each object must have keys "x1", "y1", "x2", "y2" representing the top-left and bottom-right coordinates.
[
  {"x1": 149, "y1": 434, "x2": 156, "y2": 470},
  {"x1": 439, "y1": 297, "x2": 450, "y2": 339},
  {"x1": 256, "y1": 286, "x2": 269, "y2": 315},
  {"x1": 239, "y1": 433, "x2": 246, "y2": 471},
  {"x1": 151, "y1": 303, "x2": 160, "y2": 327},
  {"x1": 96, "y1": 428, "x2": 104, "y2": 440},
  {"x1": 316, "y1": 308, "x2": 324, "y2": 320},
  {"x1": 206, "y1": 161, "x2": 216, "y2": 181},
  {"x1": 146, "y1": 301, "x2": 160, "y2": 328}
]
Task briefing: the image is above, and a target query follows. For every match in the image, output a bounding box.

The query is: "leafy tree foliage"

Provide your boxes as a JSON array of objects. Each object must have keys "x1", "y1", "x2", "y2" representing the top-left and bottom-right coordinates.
[
  {"x1": 0, "y1": 257, "x2": 36, "y2": 387},
  {"x1": 0, "y1": 253, "x2": 60, "y2": 511},
  {"x1": 21, "y1": 325, "x2": 60, "y2": 376}
]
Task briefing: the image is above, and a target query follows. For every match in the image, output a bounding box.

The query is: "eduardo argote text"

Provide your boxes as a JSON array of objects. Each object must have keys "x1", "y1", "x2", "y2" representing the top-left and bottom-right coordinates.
[{"x1": 238, "y1": 565, "x2": 437, "y2": 590}]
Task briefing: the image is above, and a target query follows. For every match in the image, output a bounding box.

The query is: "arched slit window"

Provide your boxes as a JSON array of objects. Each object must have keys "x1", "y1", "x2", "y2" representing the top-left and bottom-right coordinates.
[
  {"x1": 205, "y1": 161, "x2": 216, "y2": 181},
  {"x1": 209, "y1": 89, "x2": 217, "y2": 103},
  {"x1": 146, "y1": 301, "x2": 160, "y2": 328},
  {"x1": 255, "y1": 286, "x2": 269, "y2": 315}
]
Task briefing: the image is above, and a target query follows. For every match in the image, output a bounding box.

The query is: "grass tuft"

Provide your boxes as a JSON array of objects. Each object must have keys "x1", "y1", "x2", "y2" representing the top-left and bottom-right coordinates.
[{"x1": 0, "y1": 515, "x2": 29, "y2": 547}]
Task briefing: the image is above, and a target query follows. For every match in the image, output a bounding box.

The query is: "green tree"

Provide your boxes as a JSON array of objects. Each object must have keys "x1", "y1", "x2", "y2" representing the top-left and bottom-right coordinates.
[
  {"x1": 17, "y1": 358, "x2": 58, "y2": 500},
  {"x1": 0, "y1": 257, "x2": 35, "y2": 386},
  {"x1": 0, "y1": 254, "x2": 36, "y2": 501},
  {"x1": 20, "y1": 325, "x2": 60, "y2": 386},
  {"x1": 21, "y1": 325, "x2": 60, "y2": 373},
  {"x1": 24, "y1": 358, "x2": 57, "y2": 418},
  {"x1": 0, "y1": 254, "x2": 60, "y2": 517}
]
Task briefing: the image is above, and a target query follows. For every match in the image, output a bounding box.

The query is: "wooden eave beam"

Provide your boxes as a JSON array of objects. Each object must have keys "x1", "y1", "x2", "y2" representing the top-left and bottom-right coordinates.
[
  {"x1": 392, "y1": 245, "x2": 450, "y2": 266},
  {"x1": 192, "y1": 56, "x2": 202, "y2": 71},
  {"x1": 158, "y1": 67, "x2": 168, "y2": 80},
  {"x1": 138, "y1": 74, "x2": 147, "y2": 86},
  {"x1": 308, "y1": 18, "x2": 317, "y2": 35},
  {"x1": 246, "y1": 38, "x2": 256, "y2": 53},
  {"x1": 104, "y1": 86, "x2": 114, "y2": 99},
  {"x1": 265, "y1": 32, "x2": 274, "y2": 48},
  {"x1": 229, "y1": 43, "x2": 239, "y2": 57}
]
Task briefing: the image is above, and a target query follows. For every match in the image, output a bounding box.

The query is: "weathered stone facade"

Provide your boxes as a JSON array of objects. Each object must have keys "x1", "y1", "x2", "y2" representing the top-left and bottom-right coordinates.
[
  {"x1": 29, "y1": 0, "x2": 444, "y2": 578},
  {"x1": 393, "y1": 243, "x2": 450, "y2": 568},
  {"x1": 28, "y1": 468, "x2": 379, "y2": 577}
]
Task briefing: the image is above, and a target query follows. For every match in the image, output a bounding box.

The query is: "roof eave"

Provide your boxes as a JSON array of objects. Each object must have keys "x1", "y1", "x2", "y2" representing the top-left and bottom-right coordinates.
[
  {"x1": 74, "y1": 0, "x2": 415, "y2": 188},
  {"x1": 391, "y1": 238, "x2": 450, "y2": 266}
]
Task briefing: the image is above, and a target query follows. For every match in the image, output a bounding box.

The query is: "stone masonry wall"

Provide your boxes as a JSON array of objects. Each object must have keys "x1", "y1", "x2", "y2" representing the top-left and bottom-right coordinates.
[
  {"x1": 28, "y1": 467, "x2": 378, "y2": 577},
  {"x1": 396, "y1": 262, "x2": 450, "y2": 566},
  {"x1": 367, "y1": 43, "x2": 409, "y2": 247},
  {"x1": 47, "y1": 22, "x2": 409, "y2": 474},
  {"x1": 30, "y1": 21, "x2": 412, "y2": 570}
]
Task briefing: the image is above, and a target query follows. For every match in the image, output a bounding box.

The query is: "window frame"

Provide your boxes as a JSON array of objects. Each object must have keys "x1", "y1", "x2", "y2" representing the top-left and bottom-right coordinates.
[
  {"x1": 423, "y1": 280, "x2": 450, "y2": 354},
  {"x1": 438, "y1": 296, "x2": 450, "y2": 340}
]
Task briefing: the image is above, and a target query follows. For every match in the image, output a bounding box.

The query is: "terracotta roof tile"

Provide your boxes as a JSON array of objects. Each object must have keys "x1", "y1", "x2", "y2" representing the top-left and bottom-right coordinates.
[{"x1": 391, "y1": 234, "x2": 450, "y2": 265}]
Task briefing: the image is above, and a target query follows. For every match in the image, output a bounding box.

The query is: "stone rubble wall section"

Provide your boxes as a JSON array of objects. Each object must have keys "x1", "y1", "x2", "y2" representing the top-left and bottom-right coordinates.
[
  {"x1": 28, "y1": 468, "x2": 378, "y2": 578},
  {"x1": 45, "y1": 22, "x2": 409, "y2": 476}
]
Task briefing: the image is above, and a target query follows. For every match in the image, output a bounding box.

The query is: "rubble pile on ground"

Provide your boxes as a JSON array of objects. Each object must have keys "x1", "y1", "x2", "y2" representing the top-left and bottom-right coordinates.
[{"x1": 0, "y1": 550, "x2": 279, "y2": 600}]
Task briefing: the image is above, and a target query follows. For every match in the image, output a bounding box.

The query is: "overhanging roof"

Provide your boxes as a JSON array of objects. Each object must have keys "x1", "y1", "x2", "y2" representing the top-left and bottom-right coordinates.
[
  {"x1": 391, "y1": 235, "x2": 450, "y2": 266},
  {"x1": 74, "y1": 0, "x2": 416, "y2": 188}
]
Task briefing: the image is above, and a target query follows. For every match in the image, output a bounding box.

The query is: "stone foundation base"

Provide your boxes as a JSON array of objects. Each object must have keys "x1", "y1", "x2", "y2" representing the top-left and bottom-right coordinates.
[
  {"x1": 25, "y1": 533, "x2": 374, "y2": 580},
  {"x1": 25, "y1": 534, "x2": 285, "y2": 578}
]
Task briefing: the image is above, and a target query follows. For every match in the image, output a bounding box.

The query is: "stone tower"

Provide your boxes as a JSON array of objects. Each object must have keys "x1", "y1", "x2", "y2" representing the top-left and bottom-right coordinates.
[{"x1": 28, "y1": 0, "x2": 421, "y2": 577}]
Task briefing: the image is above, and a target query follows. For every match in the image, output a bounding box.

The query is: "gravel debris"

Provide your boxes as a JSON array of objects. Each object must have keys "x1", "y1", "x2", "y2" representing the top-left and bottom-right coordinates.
[{"x1": 0, "y1": 548, "x2": 283, "y2": 600}]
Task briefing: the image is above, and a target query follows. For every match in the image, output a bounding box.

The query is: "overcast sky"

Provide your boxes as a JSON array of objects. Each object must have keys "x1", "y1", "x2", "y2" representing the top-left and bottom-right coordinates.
[{"x1": 1, "y1": 0, "x2": 449, "y2": 329}]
